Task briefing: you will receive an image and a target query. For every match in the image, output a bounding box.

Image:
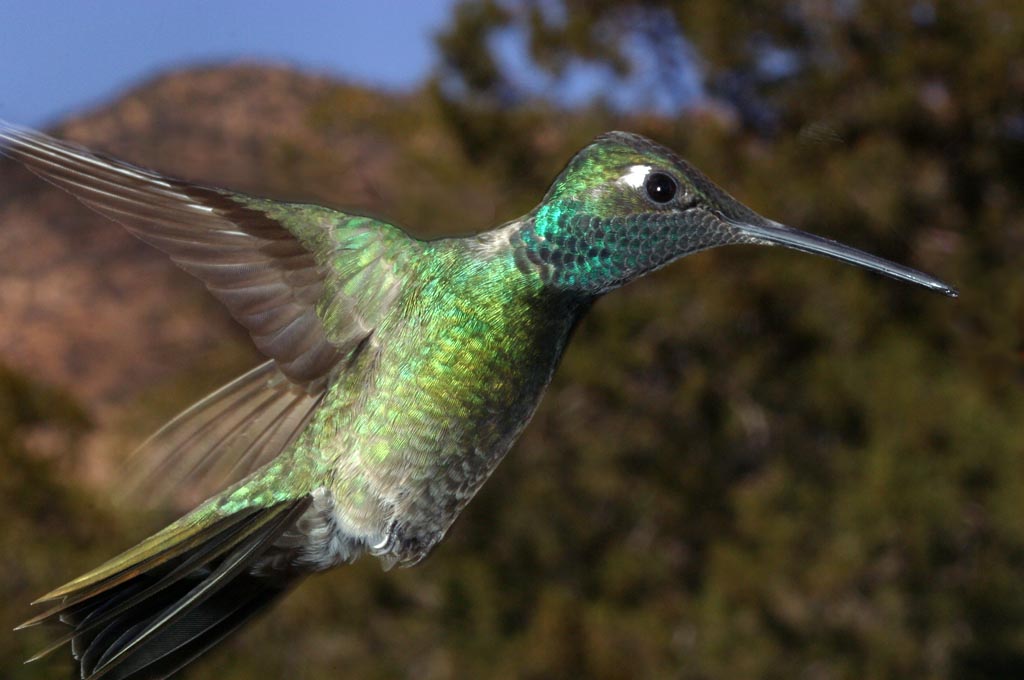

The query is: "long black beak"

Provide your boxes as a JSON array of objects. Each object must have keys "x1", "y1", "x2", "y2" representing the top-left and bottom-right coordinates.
[{"x1": 728, "y1": 216, "x2": 958, "y2": 297}]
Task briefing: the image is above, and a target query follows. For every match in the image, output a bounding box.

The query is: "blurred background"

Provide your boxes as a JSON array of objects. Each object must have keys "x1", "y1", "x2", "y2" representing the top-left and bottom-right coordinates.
[{"x1": 1, "y1": 1, "x2": 1021, "y2": 678}]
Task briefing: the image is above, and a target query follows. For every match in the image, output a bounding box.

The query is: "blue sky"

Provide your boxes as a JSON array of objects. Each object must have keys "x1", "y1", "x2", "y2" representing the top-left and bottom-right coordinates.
[
  {"x1": 0, "y1": 3, "x2": 706, "y2": 127},
  {"x1": 0, "y1": 2, "x2": 458, "y2": 126}
]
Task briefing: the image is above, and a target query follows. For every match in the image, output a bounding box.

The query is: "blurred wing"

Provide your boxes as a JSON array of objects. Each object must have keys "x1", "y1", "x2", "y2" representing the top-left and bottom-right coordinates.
[
  {"x1": 0, "y1": 121, "x2": 414, "y2": 392},
  {"x1": 0, "y1": 122, "x2": 416, "y2": 504},
  {"x1": 124, "y1": 361, "x2": 323, "y2": 509}
]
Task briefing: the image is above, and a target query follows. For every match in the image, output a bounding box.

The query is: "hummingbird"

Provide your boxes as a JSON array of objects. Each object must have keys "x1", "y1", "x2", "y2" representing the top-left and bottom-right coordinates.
[{"x1": 2, "y1": 121, "x2": 956, "y2": 679}]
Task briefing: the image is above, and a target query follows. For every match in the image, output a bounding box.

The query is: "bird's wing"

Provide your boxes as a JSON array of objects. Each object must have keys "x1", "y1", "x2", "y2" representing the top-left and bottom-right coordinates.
[
  {"x1": 0, "y1": 121, "x2": 414, "y2": 393},
  {"x1": 0, "y1": 122, "x2": 415, "y2": 506},
  {"x1": 124, "y1": 360, "x2": 324, "y2": 510}
]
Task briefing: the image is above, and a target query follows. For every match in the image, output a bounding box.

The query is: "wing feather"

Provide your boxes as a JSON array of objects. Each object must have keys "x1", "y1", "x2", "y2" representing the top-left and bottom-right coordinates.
[
  {"x1": 0, "y1": 122, "x2": 416, "y2": 392},
  {"x1": 1, "y1": 121, "x2": 417, "y2": 508},
  {"x1": 123, "y1": 362, "x2": 323, "y2": 510}
]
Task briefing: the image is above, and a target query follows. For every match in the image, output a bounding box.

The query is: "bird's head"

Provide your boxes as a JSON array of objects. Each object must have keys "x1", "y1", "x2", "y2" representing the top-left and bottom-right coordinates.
[{"x1": 515, "y1": 131, "x2": 956, "y2": 298}]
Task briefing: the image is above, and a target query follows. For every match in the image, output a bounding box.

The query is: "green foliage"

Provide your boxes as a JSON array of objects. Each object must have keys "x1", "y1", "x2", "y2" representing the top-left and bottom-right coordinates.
[{"x1": 0, "y1": 366, "x2": 111, "y2": 680}]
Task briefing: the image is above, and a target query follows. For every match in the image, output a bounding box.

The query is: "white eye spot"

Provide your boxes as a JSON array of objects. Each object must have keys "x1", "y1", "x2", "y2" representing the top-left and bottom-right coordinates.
[{"x1": 618, "y1": 164, "x2": 652, "y2": 190}]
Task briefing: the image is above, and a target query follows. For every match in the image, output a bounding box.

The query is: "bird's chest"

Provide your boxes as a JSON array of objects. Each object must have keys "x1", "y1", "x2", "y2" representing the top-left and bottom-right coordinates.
[{"x1": 326, "y1": 280, "x2": 578, "y2": 564}]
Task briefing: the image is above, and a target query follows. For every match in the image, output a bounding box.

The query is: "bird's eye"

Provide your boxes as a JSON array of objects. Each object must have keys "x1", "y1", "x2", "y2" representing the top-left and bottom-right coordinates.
[{"x1": 644, "y1": 172, "x2": 677, "y2": 204}]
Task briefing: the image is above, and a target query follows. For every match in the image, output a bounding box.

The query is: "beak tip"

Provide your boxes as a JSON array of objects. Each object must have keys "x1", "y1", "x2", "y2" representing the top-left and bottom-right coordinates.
[{"x1": 923, "y1": 278, "x2": 958, "y2": 298}]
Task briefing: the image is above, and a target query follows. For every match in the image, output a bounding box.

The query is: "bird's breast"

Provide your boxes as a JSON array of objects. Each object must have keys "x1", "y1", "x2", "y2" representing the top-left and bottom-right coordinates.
[{"x1": 315, "y1": 259, "x2": 581, "y2": 566}]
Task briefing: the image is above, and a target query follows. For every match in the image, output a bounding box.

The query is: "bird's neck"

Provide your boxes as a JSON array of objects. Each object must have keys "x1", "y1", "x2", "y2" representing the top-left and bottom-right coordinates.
[
  {"x1": 460, "y1": 216, "x2": 595, "y2": 310},
  {"x1": 489, "y1": 205, "x2": 635, "y2": 295}
]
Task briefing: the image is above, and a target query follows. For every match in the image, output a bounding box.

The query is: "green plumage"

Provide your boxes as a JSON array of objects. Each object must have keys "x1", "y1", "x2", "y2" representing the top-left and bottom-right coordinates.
[{"x1": 0, "y1": 123, "x2": 954, "y2": 679}]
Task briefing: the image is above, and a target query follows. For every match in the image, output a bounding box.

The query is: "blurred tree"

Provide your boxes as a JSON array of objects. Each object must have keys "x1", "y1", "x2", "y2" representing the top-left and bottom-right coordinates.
[{"x1": 0, "y1": 365, "x2": 109, "y2": 680}]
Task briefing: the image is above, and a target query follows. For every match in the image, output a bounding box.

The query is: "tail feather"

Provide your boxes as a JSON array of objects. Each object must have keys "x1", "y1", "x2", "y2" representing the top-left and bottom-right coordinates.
[
  {"x1": 23, "y1": 495, "x2": 312, "y2": 680},
  {"x1": 28, "y1": 507, "x2": 259, "y2": 613},
  {"x1": 89, "y1": 573, "x2": 289, "y2": 680}
]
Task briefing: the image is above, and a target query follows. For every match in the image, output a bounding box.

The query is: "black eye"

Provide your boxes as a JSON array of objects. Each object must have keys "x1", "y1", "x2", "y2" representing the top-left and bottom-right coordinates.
[{"x1": 644, "y1": 172, "x2": 677, "y2": 203}]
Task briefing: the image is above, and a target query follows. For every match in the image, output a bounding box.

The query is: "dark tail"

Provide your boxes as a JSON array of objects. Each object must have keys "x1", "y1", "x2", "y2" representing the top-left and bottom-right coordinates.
[{"x1": 21, "y1": 496, "x2": 312, "y2": 680}]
